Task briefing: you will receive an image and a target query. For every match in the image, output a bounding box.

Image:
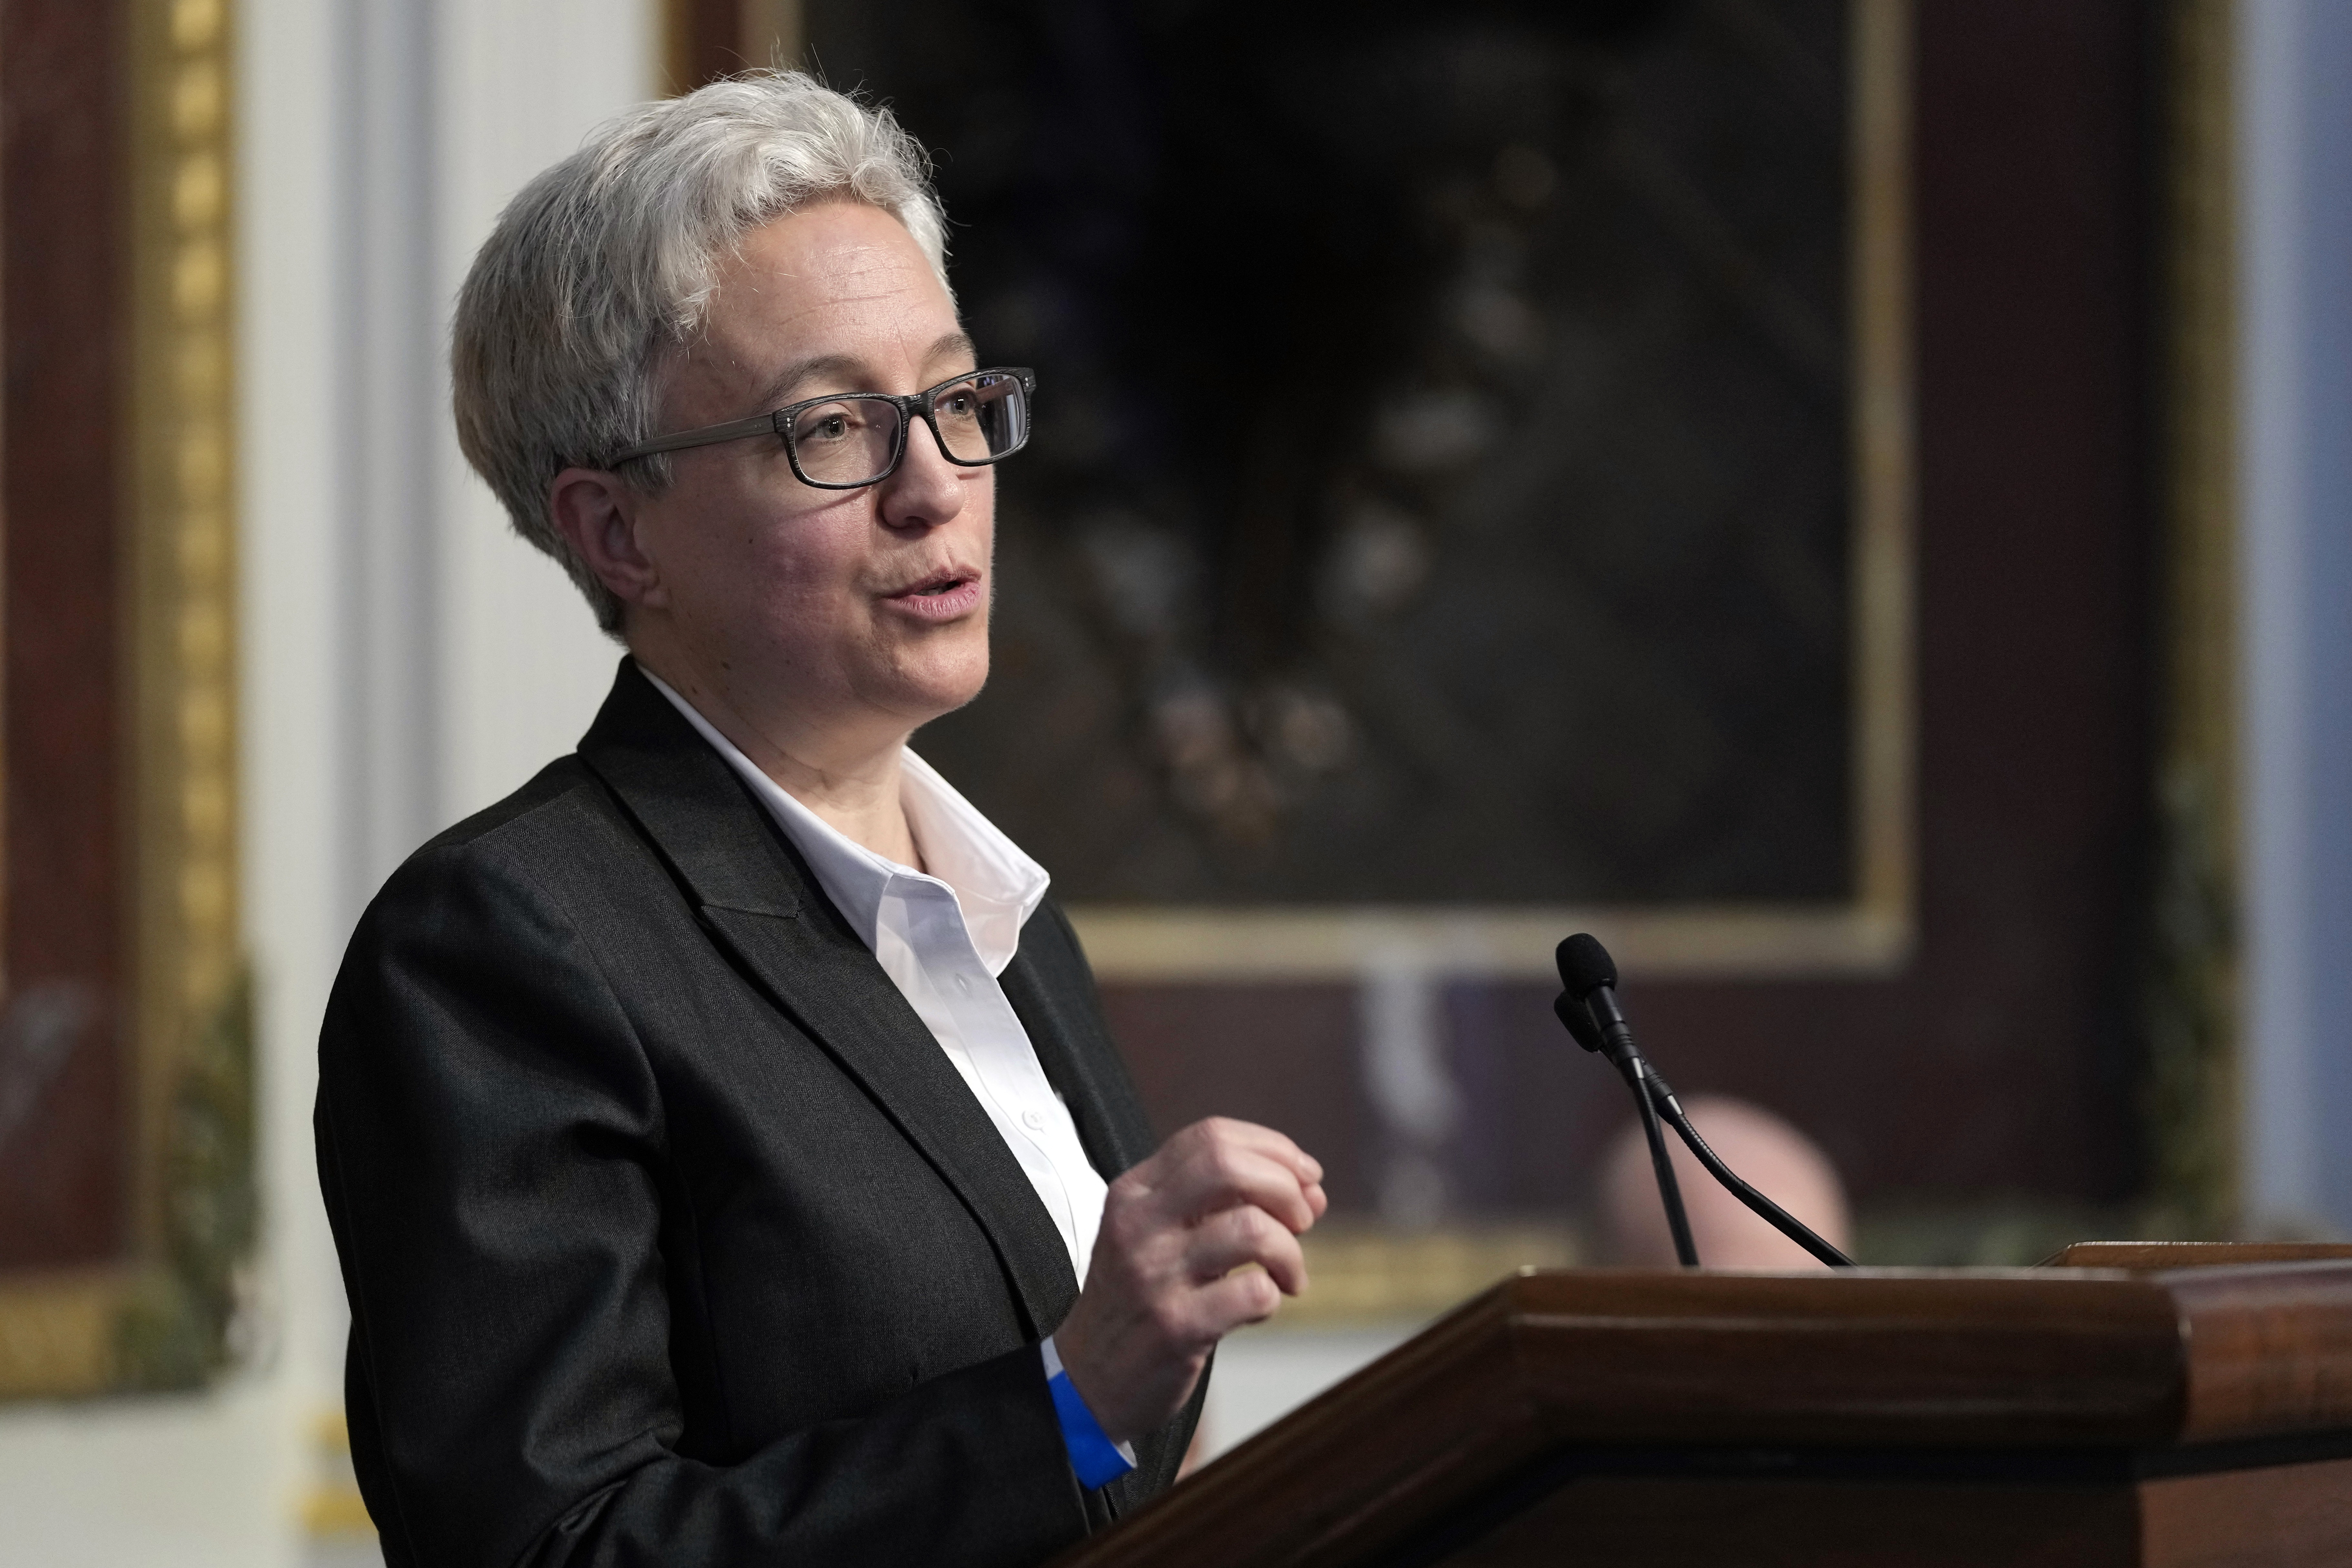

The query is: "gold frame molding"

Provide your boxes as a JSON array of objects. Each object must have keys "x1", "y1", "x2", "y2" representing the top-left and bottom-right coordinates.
[
  {"x1": 1068, "y1": 0, "x2": 1917, "y2": 983},
  {"x1": 2141, "y1": 0, "x2": 2241, "y2": 1234},
  {"x1": 0, "y1": 0, "x2": 245, "y2": 1401}
]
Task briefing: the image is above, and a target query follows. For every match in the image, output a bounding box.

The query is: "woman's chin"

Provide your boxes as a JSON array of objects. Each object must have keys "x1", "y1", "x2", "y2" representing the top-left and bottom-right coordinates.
[{"x1": 887, "y1": 644, "x2": 991, "y2": 724}]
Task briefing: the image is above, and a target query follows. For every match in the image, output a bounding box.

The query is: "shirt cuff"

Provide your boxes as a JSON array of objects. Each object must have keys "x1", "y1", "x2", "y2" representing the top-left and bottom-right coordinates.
[{"x1": 1039, "y1": 1335, "x2": 1138, "y2": 1490}]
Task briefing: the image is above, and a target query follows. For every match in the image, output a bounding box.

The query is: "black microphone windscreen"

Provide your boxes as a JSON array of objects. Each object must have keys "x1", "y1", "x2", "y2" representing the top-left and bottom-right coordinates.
[
  {"x1": 1552, "y1": 991, "x2": 1603, "y2": 1051},
  {"x1": 1557, "y1": 933, "x2": 1619, "y2": 997}
]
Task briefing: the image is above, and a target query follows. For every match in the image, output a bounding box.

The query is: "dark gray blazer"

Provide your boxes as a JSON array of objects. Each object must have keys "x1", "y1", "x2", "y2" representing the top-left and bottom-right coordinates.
[{"x1": 316, "y1": 659, "x2": 1197, "y2": 1568}]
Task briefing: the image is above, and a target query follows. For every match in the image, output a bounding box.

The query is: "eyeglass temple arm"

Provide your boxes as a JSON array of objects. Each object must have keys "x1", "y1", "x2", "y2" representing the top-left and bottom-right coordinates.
[{"x1": 608, "y1": 410, "x2": 781, "y2": 467}]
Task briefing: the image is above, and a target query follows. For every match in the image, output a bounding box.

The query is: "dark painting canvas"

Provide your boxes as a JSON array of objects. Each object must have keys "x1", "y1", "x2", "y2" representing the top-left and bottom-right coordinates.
[{"x1": 814, "y1": 0, "x2": 1858, "y2": 909}]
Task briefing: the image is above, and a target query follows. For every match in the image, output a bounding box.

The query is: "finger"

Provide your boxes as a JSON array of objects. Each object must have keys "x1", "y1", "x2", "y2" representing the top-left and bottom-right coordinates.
[
  {"x1": 1183, "y1": 1205, "x2": 1309, "y2": 1296},
  {"x1": 1193, "y1": 1265, "x2": 1284, "y2": 1333},
  {"x1": 1183, "y1": 1118, "x2": 1324, "y2": 1189},
  {"x1": 1136, "y1": 1119, "x2": 1322, "y2": 1200},
  {"x1": 1120, "y1": 1120, "x2": 1323, "y2": 1224},
  {"x1": 1154, "y1": 1143, "x2": 1322, "y2": 1234}
]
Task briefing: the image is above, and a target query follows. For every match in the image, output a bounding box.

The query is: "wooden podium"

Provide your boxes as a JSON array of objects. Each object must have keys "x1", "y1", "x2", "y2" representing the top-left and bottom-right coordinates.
[{"x1": 1056, "y1": 1243, "x2": 2352, "y2": 1568}]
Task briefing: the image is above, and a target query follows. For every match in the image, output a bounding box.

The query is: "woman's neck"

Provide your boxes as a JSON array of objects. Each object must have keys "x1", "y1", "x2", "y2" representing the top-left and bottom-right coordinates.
[{"x1": 633, "y1": 646, "x2": 923, "y2": 869}]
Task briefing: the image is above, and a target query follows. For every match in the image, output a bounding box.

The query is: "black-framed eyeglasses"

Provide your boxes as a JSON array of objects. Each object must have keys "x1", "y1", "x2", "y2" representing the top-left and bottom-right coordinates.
[{"x1": 607, "y1": 367, "x2": 1035, "y2": 490}]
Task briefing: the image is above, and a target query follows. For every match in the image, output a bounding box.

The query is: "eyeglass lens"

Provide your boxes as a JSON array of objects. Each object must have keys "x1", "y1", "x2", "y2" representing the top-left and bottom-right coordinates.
[{"x1": 786, "y1": 372, "x2": 1029, "y2": 486}]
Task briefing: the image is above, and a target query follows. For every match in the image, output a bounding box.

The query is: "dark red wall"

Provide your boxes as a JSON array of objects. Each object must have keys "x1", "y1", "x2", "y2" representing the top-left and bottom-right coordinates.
[{"x1": 0, "y1": 0, "x2": 129, "y2": 1266}]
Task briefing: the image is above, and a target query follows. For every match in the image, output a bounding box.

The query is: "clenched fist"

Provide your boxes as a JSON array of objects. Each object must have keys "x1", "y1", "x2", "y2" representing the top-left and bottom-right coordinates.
[{"x1": 1052, "y1": 1118, "x2": 1327, "y2": 1443}]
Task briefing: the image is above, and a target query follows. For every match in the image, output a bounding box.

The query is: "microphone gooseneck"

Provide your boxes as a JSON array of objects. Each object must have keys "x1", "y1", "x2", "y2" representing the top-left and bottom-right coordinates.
[
  {"x1": 1552, "y1": 933, "x2": 1856, "y2": 1270},
  {"x1": 1637, "y1": 1065, "x2": 1856, "y2": 1269},
  {"x1": 1557, "y1": 939, "x2": 1698, "y2": 1268}
]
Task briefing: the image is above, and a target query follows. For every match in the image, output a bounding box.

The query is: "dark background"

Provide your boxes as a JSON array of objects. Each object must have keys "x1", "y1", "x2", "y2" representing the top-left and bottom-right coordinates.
[
  {"x1": 821, "y1": 0, "x2": 1861, "y2": 907},
  {"x1": 680, "y1": 0, "x2": 2162, "y2": 1236},
  {"x1": 1114, "y1": 1, "x2": 2157, "y2": 1225},
  {"x1": 787, "y1": 0, "x2": 2158, "y2": 1226}
]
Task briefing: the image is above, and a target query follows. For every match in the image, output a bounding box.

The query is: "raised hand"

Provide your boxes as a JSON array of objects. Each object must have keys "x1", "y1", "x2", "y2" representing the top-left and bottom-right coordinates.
[{"x1": 1052, "y1": 1117, "x2": 1328, "y2": 1444}]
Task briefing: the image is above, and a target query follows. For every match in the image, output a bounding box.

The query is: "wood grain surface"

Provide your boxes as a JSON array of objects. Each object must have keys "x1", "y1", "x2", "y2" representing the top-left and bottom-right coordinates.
[
  {"x1": 2162, "y1": 1263, "x2": 2352, "y2": 1443},
  {"x1": 1448, "y1": 1475, "x2": 2145, "y2": 1568},
  {"x1": 2141, "y1": 1457, "x2": 2352, "y2": 1568},
  {"x1": 2047, "y1": 1242, "x2": 2352, "y2": 1271},
  {"x1": 1051, "y1": 1264, "x2": 2352, "y2": 1568}
]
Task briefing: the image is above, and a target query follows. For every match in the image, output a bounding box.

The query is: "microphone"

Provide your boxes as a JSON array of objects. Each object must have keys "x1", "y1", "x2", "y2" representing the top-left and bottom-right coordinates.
[
  {"x1": 1557, "y1": 936, "x2": 1697, "y2": 1267},
  {"x1": 1555, "y1": 934, "x2": 1856, "y2": 1270}
]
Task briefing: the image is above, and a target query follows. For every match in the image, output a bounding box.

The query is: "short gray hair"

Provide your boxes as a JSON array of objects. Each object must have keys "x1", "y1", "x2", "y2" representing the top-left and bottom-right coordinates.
[{"x1": 452, "y1": 72, "x2": 951, "y2": 633}]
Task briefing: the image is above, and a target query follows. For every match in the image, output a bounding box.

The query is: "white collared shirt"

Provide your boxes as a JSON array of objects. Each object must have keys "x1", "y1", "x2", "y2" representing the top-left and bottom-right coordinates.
[{"x1": 643, "y1": 668, "x2": 1110, "y2": 1286}]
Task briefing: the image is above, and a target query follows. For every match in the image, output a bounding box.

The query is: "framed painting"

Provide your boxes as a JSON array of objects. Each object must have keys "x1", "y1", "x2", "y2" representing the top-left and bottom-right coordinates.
[
  {"x1": 629, "y1": 1, "x2": 2188, "y2": 1271},
  {"x1": 647, "y1": 0, "x2": 1927, "y2": 1288},
  {"x1": 0, "y1": 0, "x2": 248, "y2": 1400},
  {"x1": 771, "y1": 0, "x2": 1918, "y2": 982}
]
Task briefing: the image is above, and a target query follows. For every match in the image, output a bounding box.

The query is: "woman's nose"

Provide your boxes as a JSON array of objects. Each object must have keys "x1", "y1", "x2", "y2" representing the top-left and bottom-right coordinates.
[{"x1": 877, "y1": 416, "x2": 970, "y2": 531}]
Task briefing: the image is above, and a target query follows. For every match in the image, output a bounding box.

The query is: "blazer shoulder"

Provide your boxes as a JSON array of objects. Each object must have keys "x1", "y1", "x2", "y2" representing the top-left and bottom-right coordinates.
[
  {"x1": 362, "y1": 754, "x2": 651, "y2": 932},
  {"x1": 419, "y1": 754, "x2": 613, "y2": 856}
]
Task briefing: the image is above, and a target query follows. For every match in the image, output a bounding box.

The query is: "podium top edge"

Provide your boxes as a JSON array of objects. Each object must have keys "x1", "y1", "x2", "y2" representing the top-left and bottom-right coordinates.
[
  {"x1": 1048, "y1": 1259, "x2": 2352, "y2": 1568},
  {"x1": 1466, "y1": 1262, "x2": 2352, "y2": 1446},
  {"x1": 2040, "y1": 1240, "x2": 2352, "y2": 1270}
]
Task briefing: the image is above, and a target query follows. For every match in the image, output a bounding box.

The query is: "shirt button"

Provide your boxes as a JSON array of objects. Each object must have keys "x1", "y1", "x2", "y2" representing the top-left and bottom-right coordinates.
[
  {"x1": 954, "y1": 974, "x2": 972, "y2": 994},
  {"x1": 1021, "y1": 1109, "x2": 1045, "y2": 1131}
]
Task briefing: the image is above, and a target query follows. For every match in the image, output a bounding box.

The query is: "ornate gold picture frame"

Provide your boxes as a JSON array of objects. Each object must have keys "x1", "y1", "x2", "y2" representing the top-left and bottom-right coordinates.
[{"x1": 0, "y1": 0, "x2": 248, "y2": 1401}]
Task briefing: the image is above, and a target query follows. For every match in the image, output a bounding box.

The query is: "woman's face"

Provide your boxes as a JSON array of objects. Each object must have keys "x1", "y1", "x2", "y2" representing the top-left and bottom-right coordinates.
[{"x1": 627, "y1": 201, "x2": 994, "y2": 753}]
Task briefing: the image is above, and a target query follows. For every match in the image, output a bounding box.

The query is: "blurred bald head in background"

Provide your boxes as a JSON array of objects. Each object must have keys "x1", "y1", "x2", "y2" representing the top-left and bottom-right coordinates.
[{"x1": 1597, "y1": 1096, "x2": 1852, "y2": 1270}]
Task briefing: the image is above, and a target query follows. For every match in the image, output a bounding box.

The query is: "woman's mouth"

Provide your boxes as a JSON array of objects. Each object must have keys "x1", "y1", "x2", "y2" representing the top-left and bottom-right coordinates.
[{"x1": 881, "y1": 572, "x2": 985, "y2": 622}]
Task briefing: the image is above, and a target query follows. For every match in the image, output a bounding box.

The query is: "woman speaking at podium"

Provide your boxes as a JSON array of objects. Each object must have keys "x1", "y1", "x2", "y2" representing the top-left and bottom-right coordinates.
[{"x1": 314, "y1": 72, "x2": 1326, "y2": 1568}]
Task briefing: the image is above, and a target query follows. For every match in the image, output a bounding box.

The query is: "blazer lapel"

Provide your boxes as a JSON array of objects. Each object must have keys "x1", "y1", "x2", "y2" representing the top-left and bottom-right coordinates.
[
  {"x1": 1003, "y1": 905, "x2": 1201, "y2": 1522},
  {"x1": 575, "y1": 660, "x2": 1082, "y2": 1339},
  {"x1": 999, "y1": 906, "x2": 1157, "y2": 1182}
]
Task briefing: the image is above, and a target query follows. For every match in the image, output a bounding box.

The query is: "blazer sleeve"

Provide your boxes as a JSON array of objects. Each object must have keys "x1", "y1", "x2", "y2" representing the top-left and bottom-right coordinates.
[{"x1": 315, "y1": 832, "x2": 1093, "y2": 1568}]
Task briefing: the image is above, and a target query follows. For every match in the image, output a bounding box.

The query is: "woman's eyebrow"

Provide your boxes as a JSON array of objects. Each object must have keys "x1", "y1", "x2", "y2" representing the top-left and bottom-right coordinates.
[
  {"x1": 749, "y1": 333, "x2": 982, "y2": 413},
  {"x1": 747, "y1": 352, "x2": 869, "y2": 412},
  {"x1": 921, "y1": 330, "x2": 979, "y2": 372}
]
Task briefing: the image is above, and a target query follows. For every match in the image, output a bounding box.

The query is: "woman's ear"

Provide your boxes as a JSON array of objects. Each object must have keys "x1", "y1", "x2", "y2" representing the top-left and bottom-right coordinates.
[{"x1": 550, "y1": 467, "x2": 667, "y2": 613}]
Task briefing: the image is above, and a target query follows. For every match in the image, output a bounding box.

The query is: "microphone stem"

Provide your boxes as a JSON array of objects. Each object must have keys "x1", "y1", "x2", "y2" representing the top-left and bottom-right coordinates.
[
  {"x1": 1620, "y1": 1048, "x2": 1699, "y2": 1268},
  {"x1": 1643, "y1": 1075, "x2": 1855, "y2": 1268}
]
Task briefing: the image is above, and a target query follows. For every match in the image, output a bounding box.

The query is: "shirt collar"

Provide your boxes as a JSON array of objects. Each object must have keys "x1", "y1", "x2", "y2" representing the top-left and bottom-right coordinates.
[{"x1": 639, "y1": 665, "x2": 1049, "y2": 976}]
